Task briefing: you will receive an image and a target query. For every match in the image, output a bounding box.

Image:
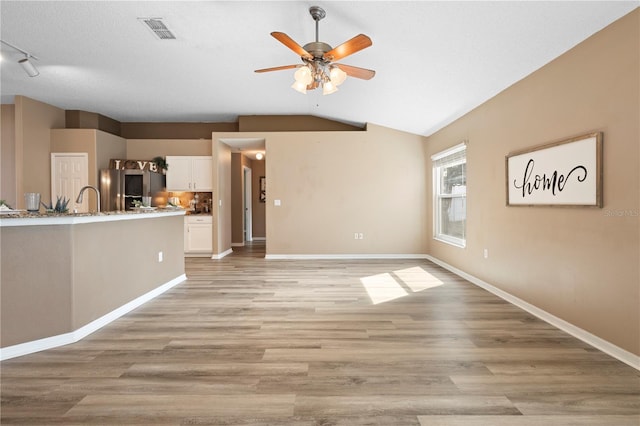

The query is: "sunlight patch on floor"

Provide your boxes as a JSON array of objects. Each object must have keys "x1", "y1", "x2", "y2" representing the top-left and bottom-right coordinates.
[
  {"x1": 394, "y1": 266, "x2": 444, "y2": 292},
  {"x1": 360, "y1": 273, "x2": 408, "y2": 305},
  {"x1": 360, "y1": 266, "x2": 445, "y2": 305}
]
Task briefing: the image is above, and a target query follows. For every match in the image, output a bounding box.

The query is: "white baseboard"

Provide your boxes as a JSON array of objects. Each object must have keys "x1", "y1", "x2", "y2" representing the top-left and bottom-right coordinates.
[
  {"x1": 211, "y1": 248, "x2": 233, "y2": 260},
  {"x1": 184, "y1": 253, "x2": 213, "y2": 258},
  {"x1": 0, "y1": 274, "x2": 187, "y2": 361},
  {"x1": 265, "y1": 253, "x2": 430, "y2": 260},
  {"x1": 425, "y1": 255, "x2": 640, "y2": 371}
]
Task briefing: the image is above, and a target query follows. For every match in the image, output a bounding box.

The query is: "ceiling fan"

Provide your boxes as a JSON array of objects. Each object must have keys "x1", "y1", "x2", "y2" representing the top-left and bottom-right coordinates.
[{"x1": 255, "y1": 5, "x2": 375, "y2": 95}]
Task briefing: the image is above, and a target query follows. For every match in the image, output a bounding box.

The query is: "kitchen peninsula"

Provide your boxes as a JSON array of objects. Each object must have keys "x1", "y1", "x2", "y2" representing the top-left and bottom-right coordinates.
[{"x1": 0, "y1": 210, "x2": 186, "y2": 360}]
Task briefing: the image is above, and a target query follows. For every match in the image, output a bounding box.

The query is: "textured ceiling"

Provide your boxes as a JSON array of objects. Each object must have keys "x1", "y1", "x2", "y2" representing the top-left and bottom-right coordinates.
[{"x1": 0, "y1": 1, "x2": 636, "y2": 136}]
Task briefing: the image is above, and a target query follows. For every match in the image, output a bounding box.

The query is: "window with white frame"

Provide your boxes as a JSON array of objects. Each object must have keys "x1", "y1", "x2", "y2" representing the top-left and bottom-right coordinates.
[{"x1": 432, "y1": 142, "x2": 467, "y2": 247}]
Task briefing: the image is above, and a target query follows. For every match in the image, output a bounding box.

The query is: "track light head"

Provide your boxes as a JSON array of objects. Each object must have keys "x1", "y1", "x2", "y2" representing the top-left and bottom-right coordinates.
[
  {"x1": 1, "y1": 40, "x2": 40, "y2": 77},
  {"x1": 18, "y1": 56, "x2": 39, "y2": 77}
]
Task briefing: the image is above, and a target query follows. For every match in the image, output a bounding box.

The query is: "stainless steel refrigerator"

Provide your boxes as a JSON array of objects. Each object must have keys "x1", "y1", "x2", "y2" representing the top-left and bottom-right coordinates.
[{"x1": 99, "y1": 169, "x2": 165, "y2": 211}]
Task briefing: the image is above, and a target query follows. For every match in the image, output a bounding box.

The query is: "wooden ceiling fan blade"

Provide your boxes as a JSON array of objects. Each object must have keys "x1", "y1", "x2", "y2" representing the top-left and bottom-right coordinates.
[
  {"x1": 323, "y1": 34, "x2": 372, "y2": 62},
  {"x1": 271, "y1": 32, "x2": 312, "y2": 59},
  {"x1": 254, "y1": 64, "x2": 299, "y2": 73},
  {"x1": 335, "y1": 64, "x2": 375, "y2": 80}
]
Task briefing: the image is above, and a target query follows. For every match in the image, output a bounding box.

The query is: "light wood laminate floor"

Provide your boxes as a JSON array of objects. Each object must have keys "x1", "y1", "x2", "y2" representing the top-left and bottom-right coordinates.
[{"x1": 2, "y1": 242, "x2": 639, "y2": 425}]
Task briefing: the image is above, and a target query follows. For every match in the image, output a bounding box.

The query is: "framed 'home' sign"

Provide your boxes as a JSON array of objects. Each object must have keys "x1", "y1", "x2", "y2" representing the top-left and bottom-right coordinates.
[{"x1": 506, "y1": 132, "x2": 603, "y2": 207}]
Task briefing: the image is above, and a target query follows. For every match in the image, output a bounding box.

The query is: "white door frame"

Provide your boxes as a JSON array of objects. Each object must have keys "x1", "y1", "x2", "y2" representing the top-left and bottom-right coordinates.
[{"x1": 243, "y1": 166, "x2": 253, "y2": 242}]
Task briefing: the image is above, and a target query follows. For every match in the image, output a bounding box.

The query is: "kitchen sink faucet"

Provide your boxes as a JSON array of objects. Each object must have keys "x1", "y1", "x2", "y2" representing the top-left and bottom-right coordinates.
[{"x1": 76, "y1": 185, "x2": 101, "y2": 213}]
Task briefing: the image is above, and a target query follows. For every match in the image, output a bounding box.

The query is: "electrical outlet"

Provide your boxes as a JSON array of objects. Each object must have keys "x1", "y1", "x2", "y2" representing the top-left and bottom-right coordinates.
[
  {"x1": 158, "y1": 251, "x2": 163, "y2": 262},
  {"x1": 358, "y1": 233, "x2": 364, "y2": 240},
  {"x1": 354, "y1": 233, "x2": 359, "y2": 240},
  {"x1": 483, "y1": 249, "x2": 488, "y2": 259}
]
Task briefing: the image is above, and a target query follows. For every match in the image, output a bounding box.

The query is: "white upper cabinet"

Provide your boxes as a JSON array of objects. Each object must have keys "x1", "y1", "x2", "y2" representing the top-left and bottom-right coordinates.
[
  {"x1": 166, "y1": 156, "x2": 213, "y2": 191},
  {"x1": 190, "y1": 157, "x2": 213, "y2": 190},
  {"x1": 166, "y1": 157, "x2": 192, "y2": 190}
]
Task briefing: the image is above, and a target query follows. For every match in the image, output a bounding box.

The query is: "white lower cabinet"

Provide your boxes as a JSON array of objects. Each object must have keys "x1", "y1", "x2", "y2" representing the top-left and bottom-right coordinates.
[{"x1": 184, "y1": 215, "x2": 212, "y2": 255}]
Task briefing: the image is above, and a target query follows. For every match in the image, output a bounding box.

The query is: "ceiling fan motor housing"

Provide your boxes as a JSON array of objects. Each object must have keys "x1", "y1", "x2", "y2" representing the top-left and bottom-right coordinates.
[{"x1": 303, "y1": 41, "x2": 332, "y2": 59}]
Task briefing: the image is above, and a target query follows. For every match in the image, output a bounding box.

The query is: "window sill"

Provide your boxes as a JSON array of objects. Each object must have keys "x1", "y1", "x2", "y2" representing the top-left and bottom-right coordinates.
[{"x1": 434, "y1": 236, "x2": 466, "y2": 249}]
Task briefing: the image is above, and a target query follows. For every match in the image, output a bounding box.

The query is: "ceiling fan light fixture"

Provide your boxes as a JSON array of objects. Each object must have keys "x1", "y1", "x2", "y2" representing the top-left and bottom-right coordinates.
[
  {"x1": 294, "y1": 65, "x2": 313, "y2": 85},
  {"x1": 291, "y1": 80, "x2": 308, "y2": 94},
  {"x1": 329, "y1": 66, "x2": 347, "y2": 86},
  {"x1": 322, "y1": 80, "x2": 338, "y2": 95}
]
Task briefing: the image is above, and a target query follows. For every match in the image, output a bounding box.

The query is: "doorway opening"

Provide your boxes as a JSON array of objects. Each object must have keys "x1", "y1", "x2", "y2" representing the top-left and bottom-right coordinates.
[{"x1": 222, "y1": 138, "x2": 266, "y2": 252}]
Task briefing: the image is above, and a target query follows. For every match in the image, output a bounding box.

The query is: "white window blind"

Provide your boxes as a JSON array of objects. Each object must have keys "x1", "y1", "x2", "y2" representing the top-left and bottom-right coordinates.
[{"x1": 431, "y1": 142, "x2": 466, "y2": 165}]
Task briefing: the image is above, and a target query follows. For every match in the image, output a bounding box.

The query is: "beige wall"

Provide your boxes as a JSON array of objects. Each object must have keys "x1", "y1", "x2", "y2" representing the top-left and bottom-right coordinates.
[
  {"x1": 1, "y1": 215, "x2": 185, "y2": 347},
  {"x1": 1, "y1": 225, "x2": 73, "y2": 346},
  {"x1": 71, "y1": 216, "x2": 184, "y2": 328},
  {"x1": 268, "y1": 125, "x2": 428, "y2": 255},
  {"x1": 122, "y1": 122, "x2": 237, "y2": 139},
  {"x1": 65, "y1": 109, "x2": 121, "y2": 136},
  {"x1": 425, "y1": 10, "x2": 639, "y2": 356},
  {"x1": 96, "y1": 131, "x2": 127, "y2": 171},
  {"x1": 231, "y1": 152, "x2": 241, "y2": 243},
  {"x1": 238, "y1": 115, "x2": 364, "y2": 132},
  {"x1": 126, "y1": 138, "x2": 211, "y2": 159},
  {"x1": 1, "y1": 104, "x2": 17, "y2": 206},
  {"x1": 213, "y1": 140, "x2": 232, "y2": 254},
  {"x1": 214, "y1": 125, "x2": 428, "y2": 256},
  {"x1": 14, "y1": 96, "x2": 66, "y2": 208}
]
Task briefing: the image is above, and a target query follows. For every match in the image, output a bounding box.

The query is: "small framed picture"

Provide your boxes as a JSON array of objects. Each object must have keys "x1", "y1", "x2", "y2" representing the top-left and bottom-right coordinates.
[{"x1": 259, "y1": 176, "x2": 266, "y2": 203}]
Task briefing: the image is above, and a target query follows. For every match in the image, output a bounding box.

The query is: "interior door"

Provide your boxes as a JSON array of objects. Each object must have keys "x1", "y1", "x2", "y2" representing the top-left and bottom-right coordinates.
[{"x1": 51, "y1": 153, "x2": 88, "y2": 212}]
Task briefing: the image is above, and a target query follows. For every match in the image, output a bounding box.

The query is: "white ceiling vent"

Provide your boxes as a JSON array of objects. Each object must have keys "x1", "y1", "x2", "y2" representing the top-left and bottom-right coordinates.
[{"x1": 139, "y1": 18, "x2": 176, "y2": 40}]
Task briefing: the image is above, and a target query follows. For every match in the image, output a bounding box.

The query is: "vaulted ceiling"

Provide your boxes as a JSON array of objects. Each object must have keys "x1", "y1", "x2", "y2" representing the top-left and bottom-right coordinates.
[{"x1": 1, "y1": 1, "x2": 636, "y2": 136}]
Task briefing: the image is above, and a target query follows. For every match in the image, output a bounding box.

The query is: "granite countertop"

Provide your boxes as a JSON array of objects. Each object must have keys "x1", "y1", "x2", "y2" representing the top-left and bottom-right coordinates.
[{"x1": 0, "y1": 209, "x2": 186, "y2": 227}]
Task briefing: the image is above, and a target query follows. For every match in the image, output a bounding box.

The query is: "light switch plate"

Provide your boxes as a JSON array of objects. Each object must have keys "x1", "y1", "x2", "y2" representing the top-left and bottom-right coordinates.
[{"x1": 274, "y1": 199, "x2": 281, "y2": 206}]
